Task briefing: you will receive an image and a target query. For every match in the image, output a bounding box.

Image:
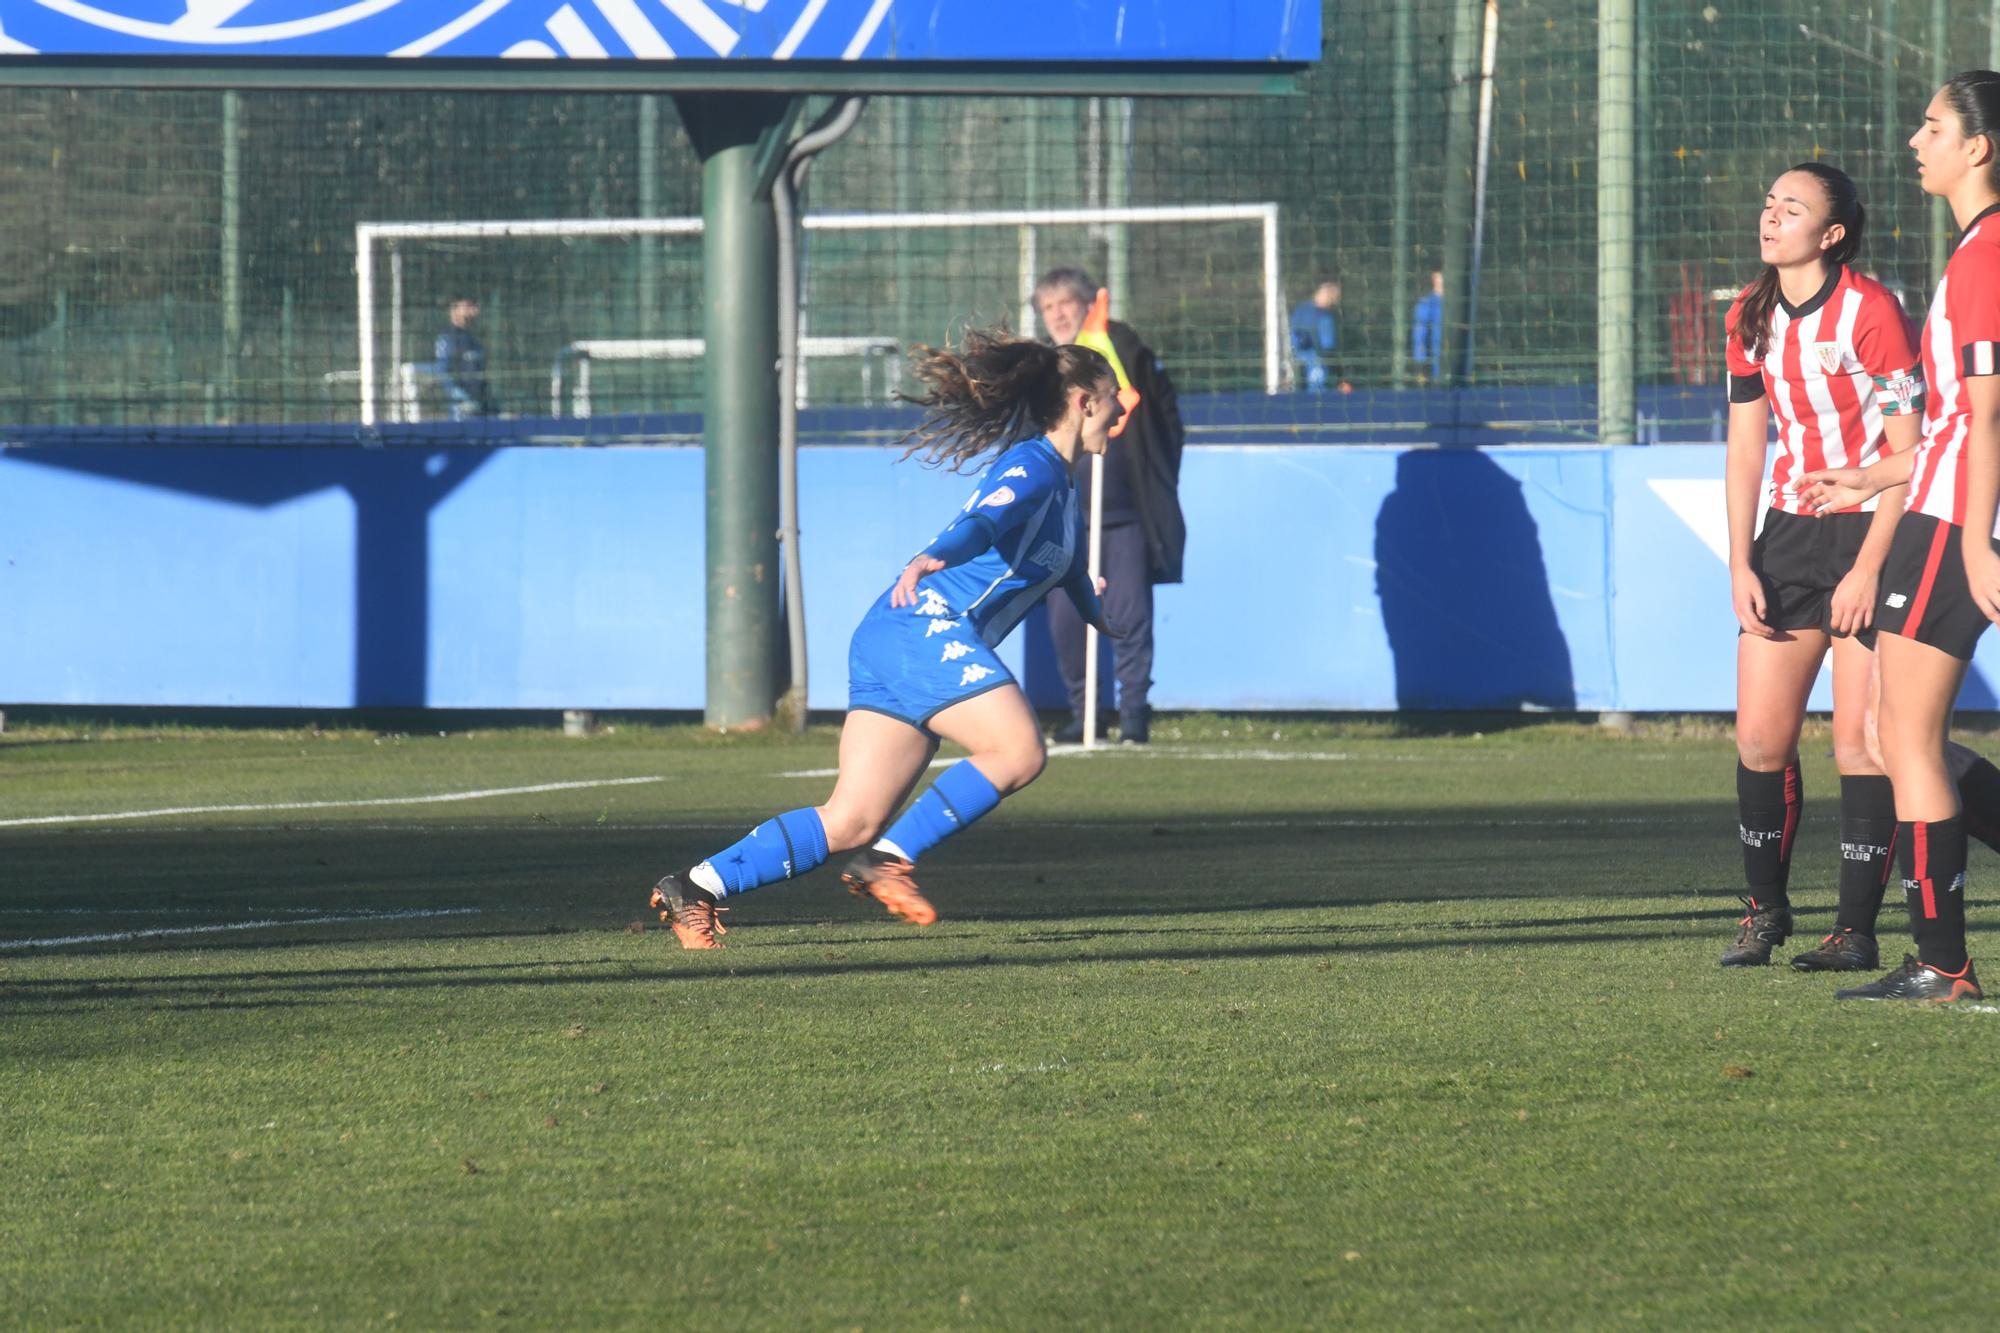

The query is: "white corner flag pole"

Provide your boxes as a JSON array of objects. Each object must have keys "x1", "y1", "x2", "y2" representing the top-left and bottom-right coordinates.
[{"x1": 1082, "y1": 451, "x2": 1106, "y2": 751}]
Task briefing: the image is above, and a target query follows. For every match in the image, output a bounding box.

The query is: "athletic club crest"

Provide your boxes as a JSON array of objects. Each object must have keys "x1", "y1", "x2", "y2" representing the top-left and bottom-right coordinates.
[
  {"x1": 0, "y1": 1, "x2": 898, "y2": 60},
  {"x1": 1813, "y1": 342, "x2": 1842, "y2": 374}
]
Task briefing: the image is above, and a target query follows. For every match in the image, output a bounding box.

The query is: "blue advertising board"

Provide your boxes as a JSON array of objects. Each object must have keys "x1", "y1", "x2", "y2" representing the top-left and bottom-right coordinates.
[
  {"x1": 17, "y1": 433, "x2": 2000, "y2": 715},
  {"x1": 0, "y1": 2, "x2": 1319, "y2": 63}
]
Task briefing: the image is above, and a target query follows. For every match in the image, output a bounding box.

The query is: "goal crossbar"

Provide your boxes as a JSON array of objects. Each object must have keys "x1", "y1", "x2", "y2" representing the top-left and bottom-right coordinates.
[{"x1": 355, "y1": 204, "x2": 1282, "y2": 424}]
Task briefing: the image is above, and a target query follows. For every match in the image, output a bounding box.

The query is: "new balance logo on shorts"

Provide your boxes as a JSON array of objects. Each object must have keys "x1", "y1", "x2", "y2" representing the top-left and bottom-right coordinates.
[{"x1": 1886, "y1": 593, "x2": 1909, "y2": 608}]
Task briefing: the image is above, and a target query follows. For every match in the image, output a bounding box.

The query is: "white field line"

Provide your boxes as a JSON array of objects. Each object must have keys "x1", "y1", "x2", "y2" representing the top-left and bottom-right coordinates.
[
  {"x1": 0, "y1": 776, "x2": 666, "y2": 829},
  {"x1": 777, "y1": 745, "x2": 1486, "y2": 779},
  {"x1": 0, "y1": 907, "x2": 480, "y2": 951}
]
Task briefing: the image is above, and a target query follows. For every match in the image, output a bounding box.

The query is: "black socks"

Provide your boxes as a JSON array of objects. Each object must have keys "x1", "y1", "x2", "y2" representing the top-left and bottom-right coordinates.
[{"x1": 1737, "y1": 760, "x2": 1801, "y2": 911}]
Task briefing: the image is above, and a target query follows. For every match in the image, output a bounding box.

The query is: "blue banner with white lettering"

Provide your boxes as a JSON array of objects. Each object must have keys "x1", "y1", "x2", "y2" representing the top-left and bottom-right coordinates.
[{"x1": 0, "y1": 2, "x2": 1319, "y2": 63}]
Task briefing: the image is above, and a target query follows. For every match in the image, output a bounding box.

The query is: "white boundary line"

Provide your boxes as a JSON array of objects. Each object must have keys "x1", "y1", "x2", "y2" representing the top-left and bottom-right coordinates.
[
  {"x1": 0, "y1": 907, "x2": 480, "y2": 951},
  {"x1": 0, "y1": 776, "x2": 665, "y2": 829}
]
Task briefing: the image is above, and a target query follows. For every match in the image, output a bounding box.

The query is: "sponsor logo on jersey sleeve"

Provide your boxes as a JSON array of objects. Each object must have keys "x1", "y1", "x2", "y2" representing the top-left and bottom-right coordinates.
[{"x1": 978, "y1": 486, "x2": 1017, "y2": 509}]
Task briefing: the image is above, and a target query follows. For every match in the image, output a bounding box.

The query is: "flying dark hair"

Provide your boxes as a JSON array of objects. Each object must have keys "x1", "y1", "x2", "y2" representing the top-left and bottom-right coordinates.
[
  {"x1": 899, "y1": 327, "x2": 1114, "y2": 471},
  {"x1": 1943, "y1": 69, "x2": 2000, "y2": 197},
  {"x1": 1737, "y1": 161, "x2": 1865, "y2": 361}
]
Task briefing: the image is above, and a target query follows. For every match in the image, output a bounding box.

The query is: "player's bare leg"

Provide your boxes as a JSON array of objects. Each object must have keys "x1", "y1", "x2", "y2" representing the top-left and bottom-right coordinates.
[{"x1": 841, "y1": 685, "x2": 1046, "y2": 927}]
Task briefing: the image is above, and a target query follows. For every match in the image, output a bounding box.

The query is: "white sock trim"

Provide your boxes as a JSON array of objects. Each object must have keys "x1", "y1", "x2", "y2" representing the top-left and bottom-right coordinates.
[
  {"x1": 688, "y1": 861, "x2": 726, "y2": 897},
  {"x1": 873, "y1": 837, "x2": 912, "y2": 862}
]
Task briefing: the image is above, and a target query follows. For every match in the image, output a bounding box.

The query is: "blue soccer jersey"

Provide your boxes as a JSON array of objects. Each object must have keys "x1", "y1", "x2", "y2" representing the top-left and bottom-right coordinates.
[{"x1": 847, "y1": 436, "x2": 1102, "y2": 731}]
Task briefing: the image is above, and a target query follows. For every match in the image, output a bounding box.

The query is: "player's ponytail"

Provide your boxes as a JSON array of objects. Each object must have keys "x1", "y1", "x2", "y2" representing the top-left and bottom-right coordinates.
[
  {"x1": 899, "y1": 327, "x2": 1113, "y2": 471},
  {"x1": 1737, "y1": 161, "x2": 1865, "y2": 361},
  {"x1": 1944, "y1": 70, "x2": 2000, "y2": 197}
]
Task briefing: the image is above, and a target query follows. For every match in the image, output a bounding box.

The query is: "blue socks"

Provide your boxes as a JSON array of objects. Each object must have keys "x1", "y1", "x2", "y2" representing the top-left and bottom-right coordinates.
[
  {"x1": 876, "y1": 760, "x2": 1003, "y2": 862},
  {"x1": 691, "y1": 808, "x2": 829, "y2": 899}
]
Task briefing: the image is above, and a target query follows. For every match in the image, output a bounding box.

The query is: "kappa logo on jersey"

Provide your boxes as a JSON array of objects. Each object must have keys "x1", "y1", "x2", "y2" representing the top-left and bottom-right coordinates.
[
  {"x1": 958, "y1": 664, "x2": 994, "y2": 687},
  {"x1": 914, "y1": 589, "x2": 951, "y2": 618},
  {"x1": 1886, "y1": 592, "x2": 1909, "y2": 608},
  {"x1": 978, "y1": 486, "x2": 1018, "y2": 509},
  {"x1": 939, "y1": 641, "x2": 974, "y2": 663},
  {"x1": 1001, "y1": 467, "x2": 1030, "y2": 480},
  {"x1": 1030, "y1": 540, "x2": 1069, "y2": 569},
  {"x1": 924, "y1": 617, "x2": 960, "y2": 637},
  {"x1": 1814, "y1": 342, "x2": 1842, "y2": 374}
]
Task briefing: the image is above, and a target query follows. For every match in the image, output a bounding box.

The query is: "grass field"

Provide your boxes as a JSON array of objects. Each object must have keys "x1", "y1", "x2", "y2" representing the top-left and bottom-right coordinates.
[{"x1": 5, "y1": 713, "x2": 2000, "y2": 1328}]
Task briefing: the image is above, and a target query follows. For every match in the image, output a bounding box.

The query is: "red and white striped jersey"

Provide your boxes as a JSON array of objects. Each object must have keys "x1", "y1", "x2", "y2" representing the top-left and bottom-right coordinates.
[
  {"x1": 1726, "y1": 265, "x2": 1923, "y2": 515},
  {"x1": 1907, "y1": 204, "x2": 2000, "y2": 533}
]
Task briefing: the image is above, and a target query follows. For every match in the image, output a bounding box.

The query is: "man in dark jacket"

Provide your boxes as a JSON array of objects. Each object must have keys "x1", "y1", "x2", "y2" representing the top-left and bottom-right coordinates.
[
  {"x1": 1034, "y1": 266, "x2": 1187, "y2": 745},
  {"x1": 434, "y1": 295, "x2": 495, "y2": 420}
]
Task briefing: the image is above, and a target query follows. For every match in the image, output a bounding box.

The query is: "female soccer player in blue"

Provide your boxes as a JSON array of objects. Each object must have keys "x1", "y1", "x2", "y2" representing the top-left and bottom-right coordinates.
[{"x1": 647, "y1": 329, "x2": 1124, "y2": 949}]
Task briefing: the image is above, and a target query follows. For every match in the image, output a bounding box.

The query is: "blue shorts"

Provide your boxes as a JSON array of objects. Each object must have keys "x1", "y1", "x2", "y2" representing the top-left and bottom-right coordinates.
[{"x1": 847, "y1": 601, "x2": 1017, "y2": 734}]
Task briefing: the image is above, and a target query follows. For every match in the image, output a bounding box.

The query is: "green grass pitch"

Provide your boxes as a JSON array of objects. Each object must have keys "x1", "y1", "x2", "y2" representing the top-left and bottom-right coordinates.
[{"x1": 4, "y1": 714, "x2": 1999, "y2": 1327}]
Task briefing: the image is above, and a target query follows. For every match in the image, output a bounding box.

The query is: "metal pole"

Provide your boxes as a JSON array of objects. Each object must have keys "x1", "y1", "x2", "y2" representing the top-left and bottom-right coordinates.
[
  {"x1": 1106, "y1": 98, "x2": 1131, "y2": 320},
  {"x1": 1633, "y1": 0, "x2": 1656, "y2": 385},
  {"x1": 357, "y1": 227, "x2": 375, "y2": 425},
  {"x1": 1263, "y1": 206, "x2": 1282, "y2": 394},
  {"x1": 53, "y1": 288, "x2": 69, "y2": 426},
  {"x1": 1933, "y1": 0, "x2": 1951, "y2": 288},
  {"x1": 1464, "y1": 1, "x2": 1499, "y2": 377},
  {"x1": 678, "y1": 93, "x2": 790, "y2": 729},
  {"x1": 280, "y1": 285, "x2": 293, "y2": 423},
  {"x1": 1021, "y1": 98, "x2": 1039, "y2": 335},
  {"x1": 1439, "y1": 0, "x2": 1483, "y2": 386},
  {"x1": 221, "y1": 90, "x2": 241, "y2": 422},
  {"x1": 1390, "y1": 1, "x2": 1414, "y2": 387},
  {"x1": 638, "y1": 94, "x2": 661, "y2": 402},
  {"x1": 1598, "y1": 0, "x2": 1639, "y2": 445},
  {"x1": 1991, "y1": 0, "x2": 2000, "y2": 69},
  {"x1": 1082, "y1": 452, "x2": 1106, "y2": 750},
  {"x1": 389, "y1": 245, "x2": 403, "y2": 415}
]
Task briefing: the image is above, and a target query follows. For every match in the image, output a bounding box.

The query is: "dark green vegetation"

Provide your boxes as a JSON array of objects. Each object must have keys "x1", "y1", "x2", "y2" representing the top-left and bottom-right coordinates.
[{"x1": 5, "y1": 717, "x2": 1998, "y2": 1326}]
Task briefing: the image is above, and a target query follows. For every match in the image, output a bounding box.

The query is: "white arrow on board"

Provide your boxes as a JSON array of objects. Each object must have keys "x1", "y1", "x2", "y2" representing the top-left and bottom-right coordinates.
[{"x1": 1648, "y1": 477, "x2": 1769, "y2": 563}]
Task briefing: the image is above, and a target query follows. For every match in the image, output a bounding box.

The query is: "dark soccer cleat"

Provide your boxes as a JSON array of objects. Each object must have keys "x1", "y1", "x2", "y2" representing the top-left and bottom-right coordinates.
[
  {"x1": 1719, "y1": 896, "x2": 1793, "y2": 967},
  {"x1": 1835, "y1": 954, "x2": 1984, "y2": 1002},
  {"x1": 649, "y1": 871, "x2": 728, "y2": 950},
  {"x1": 1791, "y1": 928, "x2": 1880, "y2": 973},
  {"x1": 840, "y1": 849, "x2": 938, "y2": 926}
]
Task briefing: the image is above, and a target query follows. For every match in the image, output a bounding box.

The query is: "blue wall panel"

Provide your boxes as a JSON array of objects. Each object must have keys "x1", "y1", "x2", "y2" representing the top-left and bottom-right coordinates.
[{"x1": 12, "y1": 438, "x2": 1996, "y2": 713}]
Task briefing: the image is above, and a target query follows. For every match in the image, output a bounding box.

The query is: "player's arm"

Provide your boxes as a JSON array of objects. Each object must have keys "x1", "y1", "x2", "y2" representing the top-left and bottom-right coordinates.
[
  {"x1": 1058, "y1": 555, "x2": 1115, "y2": 637},
  {"x1": 1725, "y1": 378, "x2": 1775, "y2": 638},
  {"x1": 889, "y1": 512, "x2": 997, "y2": 608},
  {"x1": 1962, "y1": 372, "x2": 2000, "y2": 622},
  {"x1": 1825, "y1": 309, "x2": 1925, "y2": 632}
]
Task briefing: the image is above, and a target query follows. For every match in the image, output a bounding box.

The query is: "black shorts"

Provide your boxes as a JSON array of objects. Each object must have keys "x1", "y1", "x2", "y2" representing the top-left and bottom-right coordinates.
[
  {"x1": 1876, "y1": 511, "x2": 2000, "y2": 660},
  {"x1": 1749, "y1": 508, "x2": 1872, "y2": 634}
]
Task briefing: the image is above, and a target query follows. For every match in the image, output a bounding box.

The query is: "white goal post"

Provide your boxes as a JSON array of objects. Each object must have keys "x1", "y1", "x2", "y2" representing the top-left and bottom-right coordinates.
[{"x1": 354, "y1": 204, "x2": 1283, "y2": 426}]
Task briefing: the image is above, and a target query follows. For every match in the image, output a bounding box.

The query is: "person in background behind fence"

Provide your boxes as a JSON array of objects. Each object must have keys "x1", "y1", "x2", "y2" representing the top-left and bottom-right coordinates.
[
  {"x1": 1289, "y1": 278, "x2": 1351, "y2": 393},
  {"x1": 434, "y1": 296, "x2": 494, "y2": 420},
  {"x1": 1034, "y1": 265, "x2": 1187, "y2": 746},
  {"x1": 1412, "y1": 269, "x2": 1444, "y2": 384}
]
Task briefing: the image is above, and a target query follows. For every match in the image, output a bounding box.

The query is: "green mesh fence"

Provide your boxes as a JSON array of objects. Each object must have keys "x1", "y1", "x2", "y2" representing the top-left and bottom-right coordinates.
[{"x1": 2, "y1": 0, "x2": 1997, "y2": 439}]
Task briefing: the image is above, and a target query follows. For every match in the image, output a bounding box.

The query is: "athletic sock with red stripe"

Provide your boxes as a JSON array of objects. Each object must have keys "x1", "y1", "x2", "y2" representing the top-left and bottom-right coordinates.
[
  {"x1": 1950, "y1": 747, "x2": 2000, "y2": 854},
  {"x1": 1897, "y1": 816, "x2": 1969, "y2": 973},
  {"x1": 1835, "y1": 774, "x2": 1896, "y2": 936},
  {"x1": 1737, "y1": 760, "x2": 1801, "y2": 911}
]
